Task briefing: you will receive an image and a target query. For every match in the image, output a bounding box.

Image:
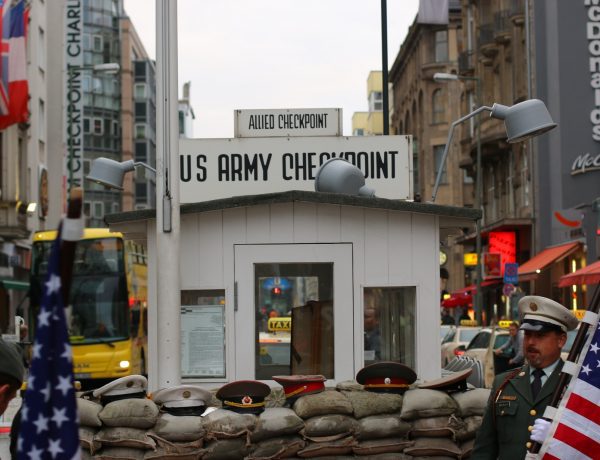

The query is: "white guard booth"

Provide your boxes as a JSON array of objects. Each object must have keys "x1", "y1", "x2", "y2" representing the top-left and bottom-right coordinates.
[{"x1": 106, "y1": 190, "x2": 479, "y2": 390}]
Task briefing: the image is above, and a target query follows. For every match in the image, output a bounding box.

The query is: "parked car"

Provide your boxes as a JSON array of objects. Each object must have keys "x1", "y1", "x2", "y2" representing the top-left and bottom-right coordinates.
[
  {"x1": 440, "y1": 324, "x2": 454, "y2": 343},
  {"x1": 440, "y1": 326, "x2": 482, "y2": 367},
  {"x1": 462, "y1": 327, "x2": 510, "y2": 388}
]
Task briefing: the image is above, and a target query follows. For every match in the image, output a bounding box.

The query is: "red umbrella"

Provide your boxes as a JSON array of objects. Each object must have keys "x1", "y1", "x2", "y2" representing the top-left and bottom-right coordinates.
[{"x1": 558, "y1": 260, "x2": 600, "y2": 287}]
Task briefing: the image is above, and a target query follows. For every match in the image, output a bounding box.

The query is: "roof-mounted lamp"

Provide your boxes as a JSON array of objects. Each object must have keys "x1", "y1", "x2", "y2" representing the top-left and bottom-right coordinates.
[
  {"x1": 86, "y1": 157, "x2": 156, "y2": 191},
  {"x1": 314, "y1": 158, "x2": 375, "y2": 197}
]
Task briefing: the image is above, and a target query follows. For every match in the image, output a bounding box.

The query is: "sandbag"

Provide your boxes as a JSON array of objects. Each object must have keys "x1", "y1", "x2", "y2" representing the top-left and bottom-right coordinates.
[
  {"x1": 296, "y1": 437, "x2": 356, "y2": 458},
  {"x1": 99, "y1": 399, "x2": 159, "y2": 429},
  {"x1": 144, "y1": 435, "x2": 203, "y2": 460},
  {"x1": 95, "y1": 427, "x2": 156, "y2": 450},
  {"x1": 409, "y1": 415, "x2": 464, "y2": 438},
  {"x1": 93, "y1": 446, "x2": 146, "y2": 460},
  {"x1": 247, "y1": 435, "x2": 306, "y2": 459},
  {"x1": 77, "y1": 398, "x2": 103, "y2": 428},
  {"x1": 79, "y1": 426, "x2": 100, "y2": 454},
  {"x1": 152, "y1": 413, "x2": 205, "y2": 442},
  {"x1": 250, "y1": 408, "x2": 304, "y2": 442},
  {"x1": 144, "y1": 450, "x2": 201, "y2": 460},
  {"x1": 400, "y1": 389, "x2": 457, "y2": 421},
  {"x1": 292, "y1": 390, "x2": 353, "y2": 419},
  {"x1": 451, "y1": 388, "x2": 491, "y2": 417},
  {"x1": 342, "y1": 390, "x2": 403, "y2": 419},
  {"x1": 265, "y1": 387, "x2": 286, "y2": 408},
  {"x1": 335, "y1": 380, "x2": 364, "y2": 391},
  {"x1": 301, "y1": 414, "x2": 358, "y2": 439},
  {"x1": 202, "y1": 438, "x2": 249, "y2": 460},
  {"x1": 455, "y1": 415, "x2": 483, "y2": 442},
  {"x1": 403, "y1": 437, "x2": 462, "y2": 458},
  {"x1": 355, "y1": 414, "x2": 412, "y2": 440},
  {"x1": 352, "y1": 437, "x2": 415, "y2": 456},
  {"x1": 461, "y1": 438, "x2": 475, "y2": 458},
  {"x1": 201, "y1": 409, "x2": 256, "y2": 439}
]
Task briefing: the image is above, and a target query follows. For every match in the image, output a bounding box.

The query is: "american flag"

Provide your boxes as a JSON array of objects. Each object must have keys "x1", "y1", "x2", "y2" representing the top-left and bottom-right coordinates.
[
  {"x1": 18, "y1": 231, "x2": 81, "y2": 460},
  {"x1": 540, "y1": 320, "x2": 600, "y2": 459}
]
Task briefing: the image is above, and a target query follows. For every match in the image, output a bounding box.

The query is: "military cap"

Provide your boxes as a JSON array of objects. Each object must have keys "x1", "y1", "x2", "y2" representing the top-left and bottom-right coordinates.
[
  {"x1": 272, "y1": 374, "x2": 326, "y2": 404},
  {"x1": 518, "y1": 295, "x2": 578, "y2": 333},
  {"x1": 0, "y1": 338, "x2": 25, "y2": 386},
  {"x1": 92, "y1": 375, "x2": 148, "y2": 405},
  {"x1": 152, "y1": 384, "x2": 212, "y2": 416},
  {"x1": 216, "y1": 380, "x2": 270, "y2": 415},
  {"x1": 418, "y1": 368, "x2": 473, "y2": 393},
  {"x1": 356, "y1": 361, "x2": 417, "y2": 394}
]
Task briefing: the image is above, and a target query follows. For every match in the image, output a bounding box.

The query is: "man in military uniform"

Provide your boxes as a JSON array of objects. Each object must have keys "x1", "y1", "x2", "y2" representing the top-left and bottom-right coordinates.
[{"x1": 471, "y1": 295, "x2": 578, "y2": 459}]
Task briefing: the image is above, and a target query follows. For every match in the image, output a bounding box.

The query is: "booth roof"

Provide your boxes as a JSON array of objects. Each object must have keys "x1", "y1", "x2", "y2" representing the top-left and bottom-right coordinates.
[{"x1": 104, "y1": 190, "x2": 481, "y2": 225}]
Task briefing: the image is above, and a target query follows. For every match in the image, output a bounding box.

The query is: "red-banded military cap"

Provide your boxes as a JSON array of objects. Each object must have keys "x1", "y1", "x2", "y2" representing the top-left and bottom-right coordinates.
[
  {"x1": 418, "y1": 368, "x2": 473, "y2": 393},
  {"x1": 272, "y1": 374, "x2": 326, "y2": 400},
  {"x1": 356, "y1": 361, "x2": 416, "y2": 394},
  {"x1": 216, "y1": 380, "x2": 271, "y2": 415}
]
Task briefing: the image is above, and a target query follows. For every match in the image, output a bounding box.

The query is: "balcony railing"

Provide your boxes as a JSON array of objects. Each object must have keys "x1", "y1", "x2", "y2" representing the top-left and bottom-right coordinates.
[
  {"x1": 509, "y1": 0, "x2": 525, "y2": 18},
  {"x1": 494, "y1": 10, "x2": 512, "y2": 35},
  {"x1": 458, "y1": 51, "x2": 475, "y2": 74},
  {"x1": 479, "y1": 24, "x2": 495, "y2": 48}
]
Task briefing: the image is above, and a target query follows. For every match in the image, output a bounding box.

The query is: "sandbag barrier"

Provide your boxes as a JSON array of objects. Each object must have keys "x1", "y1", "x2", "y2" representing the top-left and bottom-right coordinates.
[{"x1": 77, "y1": 384, "x2": 490, "y2": 459}]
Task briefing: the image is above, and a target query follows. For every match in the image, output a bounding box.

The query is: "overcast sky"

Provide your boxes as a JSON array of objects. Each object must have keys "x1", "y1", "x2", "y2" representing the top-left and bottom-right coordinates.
[{"x1": 123, "y1": 0, "x2": 420, "y2": 138}]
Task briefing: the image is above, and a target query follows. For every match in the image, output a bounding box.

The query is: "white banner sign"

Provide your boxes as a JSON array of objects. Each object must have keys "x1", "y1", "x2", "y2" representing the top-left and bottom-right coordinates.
[
  {"x1": 234, "y1": 108, "x2": 342, "y2": 138},
  {"x1": 179, "y1": 135, "x2": 412, "y2": 203}
]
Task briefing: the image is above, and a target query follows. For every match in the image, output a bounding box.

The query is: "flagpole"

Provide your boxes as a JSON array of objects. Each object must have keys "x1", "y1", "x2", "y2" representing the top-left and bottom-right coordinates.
[
  {"x1": 528, "y1": 283, "x2": 600, "y2": 454},
  {"x1": 59, "y1": 187, "x2": 83, "y2": 303}
]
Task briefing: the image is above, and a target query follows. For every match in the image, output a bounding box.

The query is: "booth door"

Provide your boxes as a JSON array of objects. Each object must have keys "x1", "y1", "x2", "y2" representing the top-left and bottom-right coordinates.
[{"x1": 234, "y1": 244, "x2": 353, "y2": 382}]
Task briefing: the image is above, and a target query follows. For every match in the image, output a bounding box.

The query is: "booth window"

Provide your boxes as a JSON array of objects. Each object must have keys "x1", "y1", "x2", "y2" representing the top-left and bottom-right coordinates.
[
  {"x1": 180, "y1": 290, "x2": 226, "y2": 379},
  {"x1": 254, "y1": 263, "x2": 334, "y2": 380},
  {"x1": 363, "y1": 287, "x2": 416, "y2": 369}
]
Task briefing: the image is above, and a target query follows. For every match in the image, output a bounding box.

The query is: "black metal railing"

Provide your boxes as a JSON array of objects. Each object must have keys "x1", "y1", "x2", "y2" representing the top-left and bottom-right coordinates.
[
  {"x1": 458, "y1": 51, "x2": 475, "y2": 73},
  {"x1": 479, "y1": 24, "x2": 495, "y2": 47},
  {"x1": 494, "y1": 10, "x2": 512, "y2": 34},
  {"x1": 509, "y1": 0, "x2": 525, "y2": 17}
]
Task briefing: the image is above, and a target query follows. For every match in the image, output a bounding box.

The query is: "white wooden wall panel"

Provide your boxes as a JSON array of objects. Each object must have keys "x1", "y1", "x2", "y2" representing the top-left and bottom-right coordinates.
[
  {"x1": 388, "y1": 212, "x2": 414, "y2": 283},
  {"x1": 411, "y1": 213, "x2": 439, "y2": 380},
  {"x1": 316, "y1": 204, "x2": 341, "y2": 242},
  {"x1": 197, "y1": 211, "x2": 224, "y2": 287},
  {"x1": 246, "y1": 205, "x2": 270, "y2": 243},
  {"x1": 222, "y1": 207, "x2": 247, "y2": 382},
  {"x1": 364, "y1": 209, "x2": 389, "y2": 284},
  {"x1": 180, "y1": 214, "x2": 200, "y2": 288},
  {"x1": 340, "y1": 206, "x2": 364, "y2": 374},
  {"x1": 292, "y1": 202, "x2": 318, "y2": 242},
  {"x1": 270, "y1": 203, "x2": 294, "y2": 243},
  {"x1": 146, "y1": 224, "x2": 159, "y2": 391}
]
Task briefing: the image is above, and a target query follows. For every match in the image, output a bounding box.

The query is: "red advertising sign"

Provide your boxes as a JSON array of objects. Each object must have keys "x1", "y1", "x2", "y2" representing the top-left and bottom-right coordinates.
[
  {"x1": 483, "y1": 253, "x2": 502, "y2": 278},
  {"x1": 488, "y1": 231, "x2": 516, "y2": 275}
]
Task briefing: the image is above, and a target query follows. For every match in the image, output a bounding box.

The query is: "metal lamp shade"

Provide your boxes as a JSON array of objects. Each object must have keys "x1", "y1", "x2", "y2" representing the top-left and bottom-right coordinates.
[
  {"x1": 315, "y1": 158, "x2": 375, "y2": 197},
  {"x1": 86, "y1": 158, "x2": 135, "y2": 190},
  {"x1": 490, "y1": 99, "x2": 557, "y2": 143}
]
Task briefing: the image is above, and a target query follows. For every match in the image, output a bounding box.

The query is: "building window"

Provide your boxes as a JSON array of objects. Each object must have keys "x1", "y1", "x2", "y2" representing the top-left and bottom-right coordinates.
[
  {"x1": 354, "y1": 128, "x2": 364, "y2": 136},
  {"x1": 135, "y1": 141, "x2": 147, "y2": 162},
  {"x1": 434, "y1": 30, "x2": 448, "y2": 62},
  {"x1": 93, "y1": 118, "x2": 103, "y2": 135},
  {"x1": 363, "y1": 287, "x2": 416, "y2": 368},
  {"x1": 92, "y1": 201, "x2": 104, "y2": 219},
  {"x1": 135, "y1": 124, "x2": 147, "y2": 139},
  {"x1": 463, "y1": 170, "x2": 473, "y2": 184},
  {"x1": 521, "y1": 152, "x2": 530, "y2": 207},
  {"x1": 369, "y1": 91, "x2": 383, "y2": 112},
  {"x1": 92, "y1": 35, "x2": 103, "y2": 52},
  {"x1": 135, "y1": 102, "x2": 147, "y2": 120},
  {"x1": 432, "y1": 89, "x2": 445, "y2": 124},
  {"x1": 134, "y1": 83, "x2": 146, "y2": 99},
  {"x1": 135, "y1": 182, "x2": 147, "y2": 199},
  {"x1": 134, "y1": 61, "x2": 147, "y2": 80},
  {"x1": 255, "y1": 263, "x2": 334, "y2": 380},
  {"x1": 434, "y1": 145, "x2": 447, "y2": 184}
]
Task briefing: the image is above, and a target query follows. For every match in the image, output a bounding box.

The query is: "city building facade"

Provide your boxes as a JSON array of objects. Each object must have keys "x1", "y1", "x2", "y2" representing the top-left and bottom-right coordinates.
[{"x1": 352, "y1": 71, "x2": 383, "y2": 136}]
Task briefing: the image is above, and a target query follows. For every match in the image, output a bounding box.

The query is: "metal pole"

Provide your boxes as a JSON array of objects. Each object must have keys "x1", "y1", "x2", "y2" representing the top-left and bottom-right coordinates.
[
  {"x1": 381, "y1": 0, "x2": 389, "y2": 135},
  {"x1": 155, "y1": 0, "x2": 181, "y2": 389},
  {"x1": 474, "y1": 78, "x2": 483, "y2": 325},
  {"x1": 67, "y1": 66, "x2": 74, "y2": 194}
]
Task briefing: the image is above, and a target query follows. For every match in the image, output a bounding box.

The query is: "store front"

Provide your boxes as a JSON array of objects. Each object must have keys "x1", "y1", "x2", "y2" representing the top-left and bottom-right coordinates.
[{"x1": 107, "y1": 191, "x2": 478, "y2": 390}]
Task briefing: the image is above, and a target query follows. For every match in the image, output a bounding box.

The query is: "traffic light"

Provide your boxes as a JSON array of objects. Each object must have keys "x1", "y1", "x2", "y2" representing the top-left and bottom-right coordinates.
[{"x1": 271, "y1": 286, "x2": 282, "y2": 296}]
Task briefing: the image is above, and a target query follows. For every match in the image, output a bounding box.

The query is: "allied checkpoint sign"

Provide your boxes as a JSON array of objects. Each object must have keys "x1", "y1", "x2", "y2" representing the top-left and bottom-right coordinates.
[
  {"x1": 234, "y1": 108, "x2": 342, "y2": 138},
  {"x1": 179, "y1": 135, "x2": 413, "y2": 203}
]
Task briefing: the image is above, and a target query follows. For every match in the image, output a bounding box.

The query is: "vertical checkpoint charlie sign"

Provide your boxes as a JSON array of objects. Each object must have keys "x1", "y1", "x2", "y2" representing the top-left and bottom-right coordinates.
[
  {"x1": 234, "y1": 108, "x2": 342, "y2": 138},
  {"x1": 179, "y1": 135, "x2": 413, "y2": 203}
]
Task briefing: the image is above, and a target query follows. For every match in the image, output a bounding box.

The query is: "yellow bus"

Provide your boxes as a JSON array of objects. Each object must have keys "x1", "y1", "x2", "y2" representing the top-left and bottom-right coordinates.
[{"x1": 30, "y1": 229, "x2": 148, "y2": 388}]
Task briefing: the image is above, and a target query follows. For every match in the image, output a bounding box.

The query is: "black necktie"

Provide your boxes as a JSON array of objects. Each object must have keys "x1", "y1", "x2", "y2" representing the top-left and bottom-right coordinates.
[{"x1": 531, "y1": 368, "x2": 544, "y2": 399}]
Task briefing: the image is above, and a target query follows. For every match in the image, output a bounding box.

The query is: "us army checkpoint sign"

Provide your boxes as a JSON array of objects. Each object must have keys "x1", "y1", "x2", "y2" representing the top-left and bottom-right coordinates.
[{"x1": 179, "y1": 135, "x2": 413, "y2": 203}]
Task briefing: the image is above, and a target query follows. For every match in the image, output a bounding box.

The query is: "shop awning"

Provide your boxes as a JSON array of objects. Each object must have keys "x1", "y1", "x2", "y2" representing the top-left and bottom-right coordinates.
[
  {"x1": 558, "y1": 260, "x2": 600, "y2": 287},
  {"x1": 452, "y1": 278, "x2": 502, "y2": 295},
  {"x1": 441, "y1": 292, "x2": 472, "y2": 308},
  {"x1": 518, "y1": 241, "x2": 581, "y2": 282},
  {"x1": 0, "y1": 279, "x2": 29, "y2": 291}
]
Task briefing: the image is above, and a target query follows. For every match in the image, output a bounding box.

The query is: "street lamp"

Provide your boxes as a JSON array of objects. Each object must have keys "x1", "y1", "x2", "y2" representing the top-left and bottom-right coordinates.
[
  {"x1": 86, "y1": 157, "x2": 156, "y2": 190},
  {"x1": 431, "y1": 73, "x2": 556, "y2": 324},
  {"x1": 66, "y1": 62, "x2": 120, "y2": 193}
]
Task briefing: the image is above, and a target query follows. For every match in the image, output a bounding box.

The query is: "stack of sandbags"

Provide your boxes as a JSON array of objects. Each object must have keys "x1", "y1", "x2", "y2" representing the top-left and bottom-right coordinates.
[
  {"x1": 342, "y1": 388, "x2": 413, "y2": 457},
  {"x1": 450, "y1": 388, "x2": 490, "y2": 459},
  {"x1": 77, "y1": 398, "x2": 103, "y2": 458},
  {"x1": 400, "y1": 389, "x2": 464, "y2": 459}
]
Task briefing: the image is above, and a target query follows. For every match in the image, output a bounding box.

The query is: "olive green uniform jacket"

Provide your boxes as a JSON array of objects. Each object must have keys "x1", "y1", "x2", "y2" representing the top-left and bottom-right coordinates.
[{"x1": 471, "y1": 361, "x2": 563, "y2": 460}]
